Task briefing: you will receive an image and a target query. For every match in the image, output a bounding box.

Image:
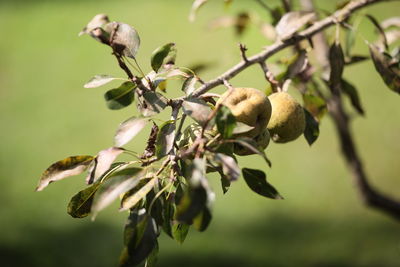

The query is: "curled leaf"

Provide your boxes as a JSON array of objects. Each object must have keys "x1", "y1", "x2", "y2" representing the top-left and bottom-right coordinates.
[
  {"x1": 84, "y1": 75, "x2": 119, "y2": 88},
  {"x1": 36, "y1": 155, "x2": 94, "y2": 191},
  {"x1": 151, "y1": 43, "x2": 177, "y2": 72},
  {"x1": 189, "y1": 0, "x2": 208, "y2": 22},
  {"x1": 79, "y1": 14, "x2": 109, "y2": 36},
  {"x1": 275, "y1": 11, "x2": 315, "y2": 40},
  {"x1": 107, "y1": 22, "x2": 141, "y2": 58}
]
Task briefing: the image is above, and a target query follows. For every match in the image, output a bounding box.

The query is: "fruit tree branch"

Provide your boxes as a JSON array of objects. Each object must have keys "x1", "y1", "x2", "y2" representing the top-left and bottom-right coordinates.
[
  {"x1": 191, "y1": 0, "x2": 395, "y2": 98},
  {"x1": 189, "y1": 0, "x2": 400, "y2": 221}
]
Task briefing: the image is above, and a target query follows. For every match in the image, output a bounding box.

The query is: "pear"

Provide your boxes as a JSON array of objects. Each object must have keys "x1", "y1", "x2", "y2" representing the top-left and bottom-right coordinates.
[
  {"x1": 267, "y1": 92, "x2": 305, "y2": 143},
  {"x1": 234, "y1": 129, "x2": 270, "y2": 156},
  {"x1": 217, "y1": 87, "x2": 272, "y2": 138}
]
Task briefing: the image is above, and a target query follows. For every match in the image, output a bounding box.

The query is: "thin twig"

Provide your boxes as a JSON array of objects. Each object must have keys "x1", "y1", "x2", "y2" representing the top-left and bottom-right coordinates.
[
  {"x1": 239, "y1": 43, "x2": 249, "y2": 62},
  {"x1": 259, "y1": 61, "x2": 280, "y2": 92}
]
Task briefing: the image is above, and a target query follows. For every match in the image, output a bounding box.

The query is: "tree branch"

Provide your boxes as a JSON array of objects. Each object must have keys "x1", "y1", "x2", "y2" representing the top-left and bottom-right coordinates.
[{"x1": 191, "y1": 0, "x2": 394, "y2": 98}]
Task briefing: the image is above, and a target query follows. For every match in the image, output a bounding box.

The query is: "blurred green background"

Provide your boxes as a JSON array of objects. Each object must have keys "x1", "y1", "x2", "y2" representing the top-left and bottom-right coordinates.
[{"x1": 1, "y1": 0, "x2": 399, "y2": 266}]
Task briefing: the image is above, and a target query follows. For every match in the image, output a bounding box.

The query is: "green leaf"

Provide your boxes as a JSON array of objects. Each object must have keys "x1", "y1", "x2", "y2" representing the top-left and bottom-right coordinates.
[
  {"x1": 329, "y1": 41, "x2": 345, "y2": 89},
  {"x1": 120, "y1": 177, "x2": 159, "y2": 211},
  {"x1": 151, "y1": 43, "x2": 177, "y2": 72},
  {"x1": 114, "y1": 116, "x2": 148, "y2": 147},
  {"x1": 67, "y1": 182, "x2": 100, "y2": 218},
  {"x1": 172, "y1": 222, "x2": 190, "y2": 244},
  {"x1": 91, "y1": 168, "x2": 144, "y2": 217},
  {"x1": 144, "y1": 242, "x2": 159, "y2": 267},
  {"x1": 303, "y1": 108, "x2": 319, "y2": 146},
  {"x1": 155, "y1": 121, "x2": 176, "y2": 159},
  {"x1": 369, "y1": 44, "x2": 400, "y2": 94},
  {"x1": 193, "y1": 207, "x2": 212, "y2": 232},
  {"x1": 84, "y1": 75, "x2": 119, "y2": 88},
  {"x1": 182, "y1": 98, "x2": 212, "y2": 126},
  {"x1": 36, "y1": 155, "x2": 94, "y2": 191},
  {"x1": 242, "y1": 168, "x2": 283, "y2": 199},
  {"x1": 105, "y1": 22, "x2": 141, "y2": 58},
  {"x1": 104, "y1": 81, "x2": 136, "y2": 110},
  {"x1": 302, "y1": 84, "x2": 327, "y2": 121},
  {"x1": 137, "y1": 91, "x2": 168, "y2": 117},
  {"x1": 216, "y1": 105, "x2": 236, "y2": 139},
  {"x1": 341, "y1": 79, "x2": 365, "y2": 115},
  {"x1": 366, "y1": 14, "x2": 388, "y2": 51},
  {"x1": 119, "y1": 210, "x2": 158, "y2": 267}
]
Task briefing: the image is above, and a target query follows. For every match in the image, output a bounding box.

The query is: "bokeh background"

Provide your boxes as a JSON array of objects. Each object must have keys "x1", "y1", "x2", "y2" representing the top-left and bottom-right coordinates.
[{"x1": 1, "y1": 0, "x2": 400, "y2": 266}]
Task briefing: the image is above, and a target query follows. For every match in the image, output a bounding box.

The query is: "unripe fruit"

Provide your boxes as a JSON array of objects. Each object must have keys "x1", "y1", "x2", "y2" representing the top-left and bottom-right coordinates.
[
  {"x1": 267, "y1": 92, "x2": 305, "y2": 143},
  {"x1": 234, "y1": 129, "x2": 270, "y2": 156},
  {"x1": 217, "y1": 87, "x2": 272, "y2": 138}
]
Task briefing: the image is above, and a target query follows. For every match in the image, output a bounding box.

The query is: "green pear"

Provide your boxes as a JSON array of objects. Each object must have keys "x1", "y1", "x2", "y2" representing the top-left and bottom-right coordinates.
[
  {"x1": 267, "y1": 92, "x2": 305, "y2": 143},
  {"x1": 217, "y1": 87, "x2": 272, "y2": 138},
  {"x1": 234, "y1": 129, "x2": 271, "y2": 156}
]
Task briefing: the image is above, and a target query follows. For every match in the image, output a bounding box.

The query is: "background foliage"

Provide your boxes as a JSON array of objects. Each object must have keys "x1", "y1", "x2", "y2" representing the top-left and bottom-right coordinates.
[{"x1": 1, "y1": 0, "x2": 400, "y2": 266}]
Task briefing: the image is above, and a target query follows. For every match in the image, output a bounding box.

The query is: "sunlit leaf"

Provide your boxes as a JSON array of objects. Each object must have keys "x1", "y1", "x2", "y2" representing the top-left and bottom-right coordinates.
[
  {"x1": 369, "y1": 44, "x2": 400, "y2": 94},
  {"x1": 84, "y1": 75, "x2": 120, "y2": 88},
  {"x1": 151, "y1": 43, "x2": 177, "y2": 72},
  {"x1": 120, "y1": 177, "x2": 159, "y2": 211},
  {"x1": 214, "y1": 153, "x2": 240, "y2": 181},
  {"x1": 155, "y1": 121, "x2": 176, "y2": 159},
  {"x1": 182, "y1": 98, "x2": 212, "y2": 126},
  {"x1": 104, "y1": 81, "x2": 136, "y2": 110},
  {"x1": 381, "y1": 17, "x2": 400, "y2": 29},
  {"x1": 137, "y1": 91, "x2": 168, "y2": 117},
  {"x1": 114, "y1": 117, "x2": 148, "y2": 147},
  {"x1": 36, "y1": 155, "x2": 94, "y2": 191},
  {"x1": 215, "y1": 105, "x2": 236, "y2": 139},
  {"x1": 91, "y1": 168, "x2": 144, "y2": 217},
  {"x1": 67, "y1": 182, "x2": 100, "y2": 218},
  {"x1": 275, "y1": 11, "x2": 315, "y2": 40},
  {"x1": 341, "y1": 79, "x2": 364, "y2": 115},
  {"x1": 79, "y1": 14, "x2": 109, "y2": 36},
  {"x1": 189, "y1": 0, "x2": 208, "y2": 22},
  {"x1": 242, "y1": 168, "x2": 283, "y2": 199},
  {"x1": 86, "y1": 147, "x2": 124, "y2": 184},
  {"x1": 303, "y1": 108, "x2": 319, "y2": 146},
  {"x1": 106, "y1": 22, "x2": 141, "y2": 58},
  {"x1": 119, "y1": 210, "x2": 158, "y2": 267},
  {"x1": 182, "y1": 76, "x2": 198, "y2": 96}
]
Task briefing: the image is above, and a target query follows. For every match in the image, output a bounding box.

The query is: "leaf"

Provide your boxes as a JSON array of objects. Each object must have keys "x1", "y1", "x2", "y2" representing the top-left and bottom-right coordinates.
[
  {"x1": 120, "y1": 177, "x2": 159, "y2": 211},
  {"x1": 366, "y1": 14, "x2": 388, "y2": 51},
  {"x1": 151, "y1": 43, "x2": 177, "y2": 72},
  {"x1": 79, "y1": 14, "x2": 109, "y2": 36},
  {"x1": 231, "y1": 138, "x2": 271, "y2": 167},
  {"x1": 214, "y1": 153, "x2": 240, "y2": 182},
  {"x1": 182, "y1": 98, "x2": 212, "y2": 126},
  {"x1": 144, "y1": 242, "x2": 159, "y2": 267},
  {"x1": 86, "y1": 147, "x2": 124, "y2": 184},
  {"x1": 275, "y1": 11, "x2": 315, "y2": 40},
  {"x1": 119, "y1": 210, "x2": 158, "y2": 267},
  {"x1": 106, "y1": 22, "x2": 141, "y2": 58},
  {"x1": 381, "y1": 17, "x2": 400, "y2": 29},
  {"x1": 345, "y1": 55, "x2": 369, "y2": 65},
  {"x1": 329, "y1": 41, "x2": 345, "y2": 89},
  {"x1": 104, "y1": 81, "x2": 136, "y2": 110},
  {"x1": 182, "y1": 76, "x2": 198, "y2": 96},
  {"x1": 172, "y1": 223, "x2": 190, "y2": 244},
  {"x1": 285, "y1": 50, "x2": 309, "y2": 80},
  {"x1": 141, "y1": 123, "x2": 159, "y2": 161},
  {"x1": 155, "y1": 121, "x2": 176, "y2": 159},
  {"x1": 302, "y1": 83, "x2": 327, "y2": 121},
  {"x1": 216, "y1": 105, "x2": 236, "y2": 139},
  {"x1": 242, "y1": 168, "x2": 283, "y2": 199},
  {"x1": 193, "y1": 207, "x2": 212, "y2": 232},
  {"x1": 303, "y1": 108, "x2": 320, "y2": 146},
  {"x1": 232, "y1": 122, "x2": 254, "y2": 135},
  {"x1": 114, "y1": 117, "x2": 148, "y2": 147},
  {"x1": 137, "y1": 91, "x2": 168, "y2": 117},
  {"x1": 369, "y1": 44, "x2": 400, "y2": 94},
  {"x1": 189, "y1": 0, "x2": 208, "y2": 22},
  {"x1": 67, "y1": 182, "x2": 100, "y2": 218},
  {"x1": 176, "y1": 159, "x2": 209, "y2": 224},
  {"x1": 84, "y1": 75, "x2": 119, "y2": 88},
  {"x1": 341, "y1": 79, "x2": 365, "y2": 115},
  {"x1": 91, "y1": 168, "x2": 144, "y2": 217},
  {"x1": 36, "y1": 155, "x2": 94, "y2": 191}
]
